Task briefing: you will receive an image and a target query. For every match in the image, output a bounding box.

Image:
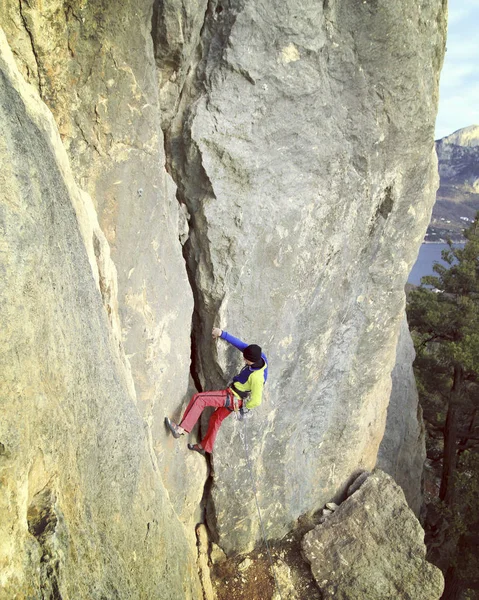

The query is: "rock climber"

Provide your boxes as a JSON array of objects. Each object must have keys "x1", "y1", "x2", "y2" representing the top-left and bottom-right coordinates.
[{"x1": 165, "y1": 327, "x2": 268, "y2": 456}]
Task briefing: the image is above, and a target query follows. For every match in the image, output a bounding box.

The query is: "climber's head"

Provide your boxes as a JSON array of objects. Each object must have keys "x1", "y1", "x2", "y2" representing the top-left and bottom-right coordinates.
[{"x1": 243, "y1": 344, "x2": 262, "y2": 365}]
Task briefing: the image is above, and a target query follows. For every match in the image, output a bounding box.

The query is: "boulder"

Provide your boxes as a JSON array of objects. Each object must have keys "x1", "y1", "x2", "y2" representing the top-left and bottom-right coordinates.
[
  {"x1": 211, "y1": 542, "x2": 227, "y2": 565},
  {"x1": 347, "y1": 471, "x2": 371, "y2": 497},
  {"x1": 302, "y1": 471, "x2": 444, "y2": 600}
]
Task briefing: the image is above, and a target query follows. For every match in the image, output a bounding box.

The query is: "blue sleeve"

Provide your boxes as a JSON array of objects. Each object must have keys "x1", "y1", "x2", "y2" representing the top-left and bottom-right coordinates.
[
  {"x1": 262, "y1": 354, "x2": 268, "y2": 383},
  {"x1": 220, "y1": 330, "x2": 248, "y2": 352}
]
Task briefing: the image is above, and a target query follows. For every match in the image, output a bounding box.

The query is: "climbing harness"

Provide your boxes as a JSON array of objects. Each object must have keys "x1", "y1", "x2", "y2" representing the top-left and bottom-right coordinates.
[
  {"x1": 233, "y1": 394, "x2": 241, "y2": 413},
  {"x1": 240, "y1": 418, "x2": 284, "y2": 600},
  {"x1": 234, "y1": 405, "x2": 252, "y2": 421}
]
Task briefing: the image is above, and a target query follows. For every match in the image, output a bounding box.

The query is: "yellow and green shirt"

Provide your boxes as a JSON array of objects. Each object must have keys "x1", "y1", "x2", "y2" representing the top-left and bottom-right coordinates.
[{"x1": 221, "y1": 330, "x2": 268, "y2": 410}]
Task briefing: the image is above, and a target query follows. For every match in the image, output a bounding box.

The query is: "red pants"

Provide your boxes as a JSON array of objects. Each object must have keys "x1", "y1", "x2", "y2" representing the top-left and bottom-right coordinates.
[{"x1": 180, "y1": 389, "x2": 242, "y2": 454}]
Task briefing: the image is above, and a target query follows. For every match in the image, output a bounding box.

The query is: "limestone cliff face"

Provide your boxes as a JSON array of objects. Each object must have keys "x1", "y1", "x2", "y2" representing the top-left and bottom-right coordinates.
[
  {"x1": 0, "y1": 0, "x2": 446, "y2": 595},
  {"x1": 425, "y1": 124, "x2": 479, "y2": 241},
  {"x1": 436, "y1": 125, "x2": 479, "y2": 213},
  {"x1": 159, "y1": 0, "x2": 446, "y2": 553},
  {"x1": 0, "y1": 30, "x2": 201, "y2": 598},
  {"x1": 2, "y1": 0, "x2": 207, "y2": 525}
]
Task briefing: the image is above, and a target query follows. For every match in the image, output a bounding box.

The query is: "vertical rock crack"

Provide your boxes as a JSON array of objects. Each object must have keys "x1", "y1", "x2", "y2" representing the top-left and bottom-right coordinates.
[
  {"x1": 18, "y1": 0, "x2": 42, "y2": 93},
  {"x1": 151, "y1": 0, "x2": 222, "y2": 543}
]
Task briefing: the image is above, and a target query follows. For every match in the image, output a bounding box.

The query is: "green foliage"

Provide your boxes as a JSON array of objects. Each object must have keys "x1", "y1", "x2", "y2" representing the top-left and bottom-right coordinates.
[
  {"x1": 408, "y1": 213, "x2": 479, "y2": 380},
  {"x1": 407, "y1": 214, "x2": 479, "y2": 593},
  {"x1": 455, "y1": 451, "x2": 479, "y2": 521},
  {"x1": 452, "y1": 450, "x2": 479, "y2": 586}
]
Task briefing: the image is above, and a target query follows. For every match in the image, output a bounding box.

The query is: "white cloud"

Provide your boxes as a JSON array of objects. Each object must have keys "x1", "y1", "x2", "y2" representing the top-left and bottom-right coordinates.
[
  {"x1": 444, "y1": 38, "x2": 479, "y2": 61},
  {"x1": 436, "y1": 91, "x2": 479, "y2": 139}
]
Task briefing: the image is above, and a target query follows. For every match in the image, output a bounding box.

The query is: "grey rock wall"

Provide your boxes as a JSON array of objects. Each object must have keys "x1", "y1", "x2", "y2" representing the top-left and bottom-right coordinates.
[
  {"x1": 161, "y1": 0, "x2": 446, "y2": 553},
  {"x1": 377, "y1": 316, "x2": 426, "y2": 516},
  {"x1": 0, "y1": 30, "x2": 201, "y2": 598}
]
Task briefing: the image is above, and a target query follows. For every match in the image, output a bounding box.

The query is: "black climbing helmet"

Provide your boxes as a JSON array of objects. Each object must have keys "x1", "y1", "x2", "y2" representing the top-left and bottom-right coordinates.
[{"x1": 243, "y1": 344, "x2": 262, "y2": 362}]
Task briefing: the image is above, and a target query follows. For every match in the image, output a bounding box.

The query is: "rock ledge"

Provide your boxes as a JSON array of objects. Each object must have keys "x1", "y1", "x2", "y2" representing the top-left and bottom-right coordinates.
[{"x1": 302, "y1": 470, "x2": 444, "y2": 600}]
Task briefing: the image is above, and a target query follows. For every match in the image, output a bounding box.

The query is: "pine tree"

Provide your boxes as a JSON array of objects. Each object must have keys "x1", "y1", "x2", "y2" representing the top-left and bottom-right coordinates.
[
  {"x1": 408, "y1": 215, "x2": 479, "y2": 506},
  {"x1": 407, "y1": 213, "x2": 479, "y2": 599}
]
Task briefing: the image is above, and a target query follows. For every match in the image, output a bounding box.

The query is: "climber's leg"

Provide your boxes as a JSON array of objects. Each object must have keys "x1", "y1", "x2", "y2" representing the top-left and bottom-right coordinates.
[
  {"x1": 200, "y1": 406, "x2": 234, "y2": 454},
  {"x1": 180, "y1": 389, "x2": 230, "y2": 434}
]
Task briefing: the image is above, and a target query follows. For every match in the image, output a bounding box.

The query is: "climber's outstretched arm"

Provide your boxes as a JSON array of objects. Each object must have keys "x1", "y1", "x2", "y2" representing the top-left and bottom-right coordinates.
[{"x1": 212, "y1": 328, "x2": 248, "y2": 352}]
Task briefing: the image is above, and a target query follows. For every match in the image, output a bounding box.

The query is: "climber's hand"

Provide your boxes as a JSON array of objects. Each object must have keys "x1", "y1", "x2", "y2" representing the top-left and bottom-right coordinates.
[
  {"x1": 212, "y1": 328, "x2": 222, "y2": 339},
  {"x1": 238, "y1": 407, "x2": 252, "y2": 420}
]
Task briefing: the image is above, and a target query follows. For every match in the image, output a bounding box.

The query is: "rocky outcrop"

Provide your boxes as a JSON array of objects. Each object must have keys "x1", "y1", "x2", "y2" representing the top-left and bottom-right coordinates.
[
  {"x1": 437, "y1": 125, "x2": 479, "y2": 195},
  {"x1": 440, "y1": 124, "x2": 479, "y2": 148},
  {"x1": 1, "y1": 0, "x2": 446, "y2": 594},
  {"x1": 427, "y1": 125, "x2": 479, "y2": 241},
  {"x1": 170, "y1": 0, "x2": 445, "y2": 553},
  {"x1": 0, "y1": 29, "x2": 201, "y2": 598},
  {"x1": 302, "y1": 470, "x2": 444, "y2": 600},
  {"x1": 377, "y1": 316, "x2": 426, "y2": 515}
]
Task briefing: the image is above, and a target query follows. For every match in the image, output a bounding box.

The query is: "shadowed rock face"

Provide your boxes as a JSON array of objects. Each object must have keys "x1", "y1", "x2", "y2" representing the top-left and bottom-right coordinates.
[
  {"x1": 1, "y1": 0, "x2": 446, "y2": 595},
  {"x1": 377, "y1": 316, "x2": 426, "y2": 516},
  {"x1": 302, "y1": 471, "x2": 444, "y2": 600}
]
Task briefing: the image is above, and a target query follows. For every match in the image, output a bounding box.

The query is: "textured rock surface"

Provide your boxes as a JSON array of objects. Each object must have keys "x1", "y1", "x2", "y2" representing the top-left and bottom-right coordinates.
[
  {"x1": 197, "y1": 524, "x2": 215, "y2": 600},
  {"x1": 0, "y1": 29, "x2": 201, "y2": 599},
  {"x1": 0, "y1": 0, "x2": 201, "y2": 522},
  {"x1": 426, "y1": 125, "x2": 479, "y2": 240},
  {"x1": 302, "y1": 470, "x2": 444, "y2": 600},
  {"x1": 162, "y1": 0, "x2": 446, "y2": 553},
  {"x1": 377, "y1": 316, "x2": 426, "y2": 515},
  {"x1": 0, "y1": 0, "x2": 447, "y2": 592}
]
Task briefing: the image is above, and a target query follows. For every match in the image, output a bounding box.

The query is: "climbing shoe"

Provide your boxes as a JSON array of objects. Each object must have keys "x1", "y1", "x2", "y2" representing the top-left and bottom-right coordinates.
[
  {"x1": 165, "y1": 417, "x2": 183, "y2": 439},
  {"x1": 188, "y1": 443, "x2": 206, "y2": 456}
]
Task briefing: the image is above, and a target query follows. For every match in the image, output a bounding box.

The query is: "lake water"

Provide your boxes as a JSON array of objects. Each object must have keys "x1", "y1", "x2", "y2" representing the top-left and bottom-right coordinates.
[{"x1": 408, "y1": 243, "x2": 462, "y2": 285}]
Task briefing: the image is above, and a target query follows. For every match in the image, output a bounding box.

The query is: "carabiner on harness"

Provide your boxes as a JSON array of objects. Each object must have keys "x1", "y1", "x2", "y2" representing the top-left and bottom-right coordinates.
[{"x1": 235, "y1": 406, "x2": 252, "y2": 421}]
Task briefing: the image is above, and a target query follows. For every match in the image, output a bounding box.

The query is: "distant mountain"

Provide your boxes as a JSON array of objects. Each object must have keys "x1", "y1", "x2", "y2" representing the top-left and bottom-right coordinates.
[{"x1": 426, "y1": 125, "x2": 479, "y2": 242}]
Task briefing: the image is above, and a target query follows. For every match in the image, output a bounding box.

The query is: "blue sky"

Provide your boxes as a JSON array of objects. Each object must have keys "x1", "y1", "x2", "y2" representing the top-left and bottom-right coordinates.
[{"x1": 435, "y1": 0, "x2": 479, "y2": 139}]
